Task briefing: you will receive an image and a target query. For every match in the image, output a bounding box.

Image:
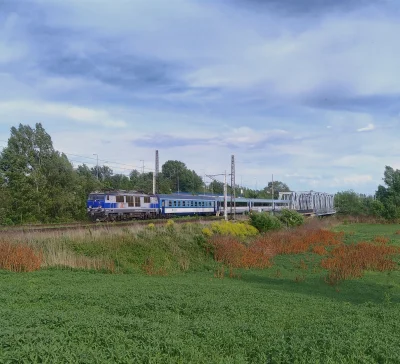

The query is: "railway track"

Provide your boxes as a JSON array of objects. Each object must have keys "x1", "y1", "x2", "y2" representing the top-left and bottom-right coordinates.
[{"x1": 0, "y1": 216, "x2": 227, "y2": 234}]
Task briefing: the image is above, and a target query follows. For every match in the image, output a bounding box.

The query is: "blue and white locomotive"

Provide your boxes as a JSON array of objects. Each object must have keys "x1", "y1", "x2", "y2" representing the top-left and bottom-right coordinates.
[{"x1": 87, "y1": 191, "x2": 159, "y2": 221}]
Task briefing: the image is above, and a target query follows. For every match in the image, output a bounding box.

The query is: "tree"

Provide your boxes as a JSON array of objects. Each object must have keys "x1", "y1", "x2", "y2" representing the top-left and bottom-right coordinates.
[
  {"x1": 376, "y1": 166, "x2": 400, "y2": 219},
  {"x1": 0, "y1": 123, "x2": 84, "y2": 223},
  {"x1": 109, "y1": 174, "x2": 132, "y2": 190},
  {"x1": 209, "y1": 180, "x2": 224, "y2": 195},
  {"x1": 263, "y1": 181, "x2": 290, "y2": 199},
  {"x1": 91, "y1": 165, "x2": 113, "y2": 182},
  {"x1": 161, "y1": 160, "x2": 203, "y2": 193}
]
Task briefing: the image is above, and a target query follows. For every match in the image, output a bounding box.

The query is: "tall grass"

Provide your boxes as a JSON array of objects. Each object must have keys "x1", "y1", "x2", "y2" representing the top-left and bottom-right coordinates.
[
  {"x1": 0, "y1": 241, "x2": 42, "y2": 272},
  {"x1": 0, "y1": 222, "x2": 214, "y2": 274}
]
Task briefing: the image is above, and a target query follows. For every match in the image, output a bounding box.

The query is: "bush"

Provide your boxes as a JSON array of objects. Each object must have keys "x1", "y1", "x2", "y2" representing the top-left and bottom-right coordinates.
[
  {"x1": 210, "y1": 221, "x2": 259, "y2": 238},
  {"x1": 249, "y1": 212, "x2": 282, "y2": 232},
  {"x1": 278, "y1": 209, "x2": 304, "y2": 227}
]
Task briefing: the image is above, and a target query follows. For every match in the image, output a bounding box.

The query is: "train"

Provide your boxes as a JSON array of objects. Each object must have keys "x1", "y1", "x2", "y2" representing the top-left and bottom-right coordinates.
[{"x1": 87, "y1": 190, "x2": 336, "y2": 222}]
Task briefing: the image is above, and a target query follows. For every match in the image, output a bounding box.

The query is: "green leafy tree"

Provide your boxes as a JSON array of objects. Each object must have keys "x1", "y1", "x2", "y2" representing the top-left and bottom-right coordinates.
[
  {"x1": 109, "y1": 174, "x2": 132, "y2": 190},
  {"x1": 376, "y1": 166, "x2": 400, "y2": 219},
  {"x1": 263, "y1": 181, "x2": 290, "y2": 199},
  {"x1": 209, "y1": 180, "x2": 224, "y2": 195},
  {"x1": 162, "y1": 160, "x2": 203, "y2": 193},
  {"x1": 0, "y1": 123, "x2": 84, "y2": 223}
]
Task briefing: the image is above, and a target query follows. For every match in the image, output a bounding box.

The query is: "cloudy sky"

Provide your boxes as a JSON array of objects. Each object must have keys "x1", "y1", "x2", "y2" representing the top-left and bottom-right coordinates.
[{"x1": 1, "y1": 0, "x2": 399, "y2": 193}]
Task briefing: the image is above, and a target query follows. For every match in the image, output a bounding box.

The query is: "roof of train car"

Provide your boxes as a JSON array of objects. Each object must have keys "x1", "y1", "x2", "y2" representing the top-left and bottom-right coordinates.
[
  {"x1": 156, "y1": 194, "x2": 218, "y2": 200},
  {"x1": 214, "y1": 196, "x2": 290, "y2": 203},
  {"x1": 89, "y1": 191, "x2": 154, "y2": 196}
]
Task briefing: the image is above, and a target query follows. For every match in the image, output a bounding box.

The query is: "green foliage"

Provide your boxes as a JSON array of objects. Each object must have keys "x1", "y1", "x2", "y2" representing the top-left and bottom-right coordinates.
[
  {"x1": 263, "y1": 180, "x2": 291, "y2": 199},
  {"x1": 376, "y1": 166, "x2": 400, "y2": 220},
  {"x1": 278, "y1": 209, "x2": 304, "y2": 227},
  {"x1": 249, "y1": 212, "x2": 283, "y2": 232},
  {"x1": 335, "y1": 190, "x2": 380, "y2": 217},
  {"x1": 0, "y1": 123, "x2": 86, "y2": 223},
  {"x1": 241, "y1": 180, "x2": 291, "y2": 199},
  {"x1": 162, "y1": 160, "x2": 204, "y2": 193}
]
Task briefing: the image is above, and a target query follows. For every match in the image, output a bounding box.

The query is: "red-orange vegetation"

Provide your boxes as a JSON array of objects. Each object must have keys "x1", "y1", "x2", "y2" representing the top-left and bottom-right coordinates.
[
  {"x1": 210, "y1": 228, "x2": 344, "y2": 269},
  {"x1": 312, "y1": 245, "x2": 327, "y2": 255},
  {"x1": 373, "y1": 235, "x2": 390, "y2": 244},
  {"x1": 321, "y1": 242, "x2": 399, "y2": 285},
  {"x1": 0, "y1": 242, "x2": 42, "y2": 272},
  {"x1": 253, "y1": 228, "x2": 344, "y2": 256},
  {"x1": 211, "y1": 236, "x2": 272, "y2": 269}
]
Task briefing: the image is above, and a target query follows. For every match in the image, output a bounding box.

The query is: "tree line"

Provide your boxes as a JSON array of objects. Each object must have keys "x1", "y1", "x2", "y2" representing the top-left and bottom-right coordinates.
[
  {"x1": 335, "y1": 166, "x2": 400, "y2": 220},
  {"x1": 0, "y1": 123, "x2": 290, "y2": 224}
]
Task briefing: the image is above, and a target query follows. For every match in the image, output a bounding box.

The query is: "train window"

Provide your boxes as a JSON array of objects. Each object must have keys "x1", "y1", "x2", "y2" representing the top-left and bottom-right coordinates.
[
  {"x1": 202, "y1": 202, "x2": 205, "y2": 207},
  {"x1": 135, "y1": 197, "x2": 141, "y2": 206},
  {"x1": 174, "y1": 201, "x2": 177, "y2": 207},
  {"x1": 190, "y1": 201, "x2": 193, "y2": 207},
  {"x1": 116, "y1": 195, "x2": 124, "y2": 203},
  {"x1": 126, "y1": 195, "x2": 134, "y2": 207},
  {"x1": 168, "y1": 200, "x2": 172, "y2": 207},
  {"x1": 144, "y1": 197, "x2": 150, "y2": 204},
  {"x1": 183, "y1": 201, "x2": 186, "y2": 207},
  {"x1": 195, "y1": 202, "x2": 197, "y2": 207}
]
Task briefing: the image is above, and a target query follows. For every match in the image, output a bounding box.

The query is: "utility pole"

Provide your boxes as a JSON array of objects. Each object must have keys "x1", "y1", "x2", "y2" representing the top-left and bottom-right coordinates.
[
  {"x1": 272, "y1": 174, "x2": 274, "y2": 214},
  {"x1": 224, "y1": 170, "x2": 228, "y2": 221},
  {"x1": 231, "y1": 155, "x2": 236, "y2": 220},
  {"x1": 175, "y1": 169, "x2": 180, "y2": 194},
  {"x1": 153, "y1": 150, "x2": 159, "y2": 194},
  {"x1": 140, "y1": 160, "x2": 145, "y2": 174},
  {"x1": 93, "y1": 154, "x2": 99, "y2": 180}
]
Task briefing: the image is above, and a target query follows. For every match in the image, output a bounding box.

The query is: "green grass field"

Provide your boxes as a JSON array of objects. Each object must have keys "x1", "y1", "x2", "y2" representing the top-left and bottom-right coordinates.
[{"x1": 1, "y1": 222, "x2": 400, "y2": 363}]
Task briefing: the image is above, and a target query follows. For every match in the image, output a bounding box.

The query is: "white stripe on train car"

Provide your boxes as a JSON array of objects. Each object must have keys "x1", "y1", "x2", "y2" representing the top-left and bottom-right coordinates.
[{"x1": 165, "y1": 208, "x2": 215, "y2": 214}]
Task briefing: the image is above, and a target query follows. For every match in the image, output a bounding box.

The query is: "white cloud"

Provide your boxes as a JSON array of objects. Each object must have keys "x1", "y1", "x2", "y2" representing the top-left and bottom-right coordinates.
[
  {"x1": 357, "y1": 123, "x2": 375, "y2": 132},
  {"x1": 0, "y1": 101, "x2": 127, "y2": 128},
  {"x1": 224, "y1": 127, "x2": 288, "y2": 147},
  {"x1": 332, "y1": 154, "x2": 379, "y2": 168},
  {"x1": 332, "y1": 174, "x2": 373, "y2": 186}
]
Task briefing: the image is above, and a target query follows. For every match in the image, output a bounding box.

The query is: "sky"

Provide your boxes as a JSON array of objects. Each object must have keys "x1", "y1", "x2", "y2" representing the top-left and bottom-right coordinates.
[{"x1": 1, "y1": 0, "x2": 400, "y2": 194}]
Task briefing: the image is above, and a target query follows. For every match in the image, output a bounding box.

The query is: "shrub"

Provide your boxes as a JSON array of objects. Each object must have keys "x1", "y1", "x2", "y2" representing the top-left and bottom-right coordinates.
[
  {"x1": 202, "y1": 227, "x2": 213, "y2": 237},
  {"x1": 249, "y1": 212, "x2": 282, "y2": 233},
  {"x1": 210, "y1": 221, "x2": 259, "y2": 238},
  {"x1": 278, "y1": 209, "x2": 304, "y2": 227},
  {"x1": 147, "y1": 223, "x2": 155, "y2": 230}
]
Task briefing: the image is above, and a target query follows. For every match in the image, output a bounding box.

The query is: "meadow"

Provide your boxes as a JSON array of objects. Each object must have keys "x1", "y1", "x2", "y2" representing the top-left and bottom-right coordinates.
[{"x1": 1, "y1": 220, "x2": 400, "y2": 363}]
